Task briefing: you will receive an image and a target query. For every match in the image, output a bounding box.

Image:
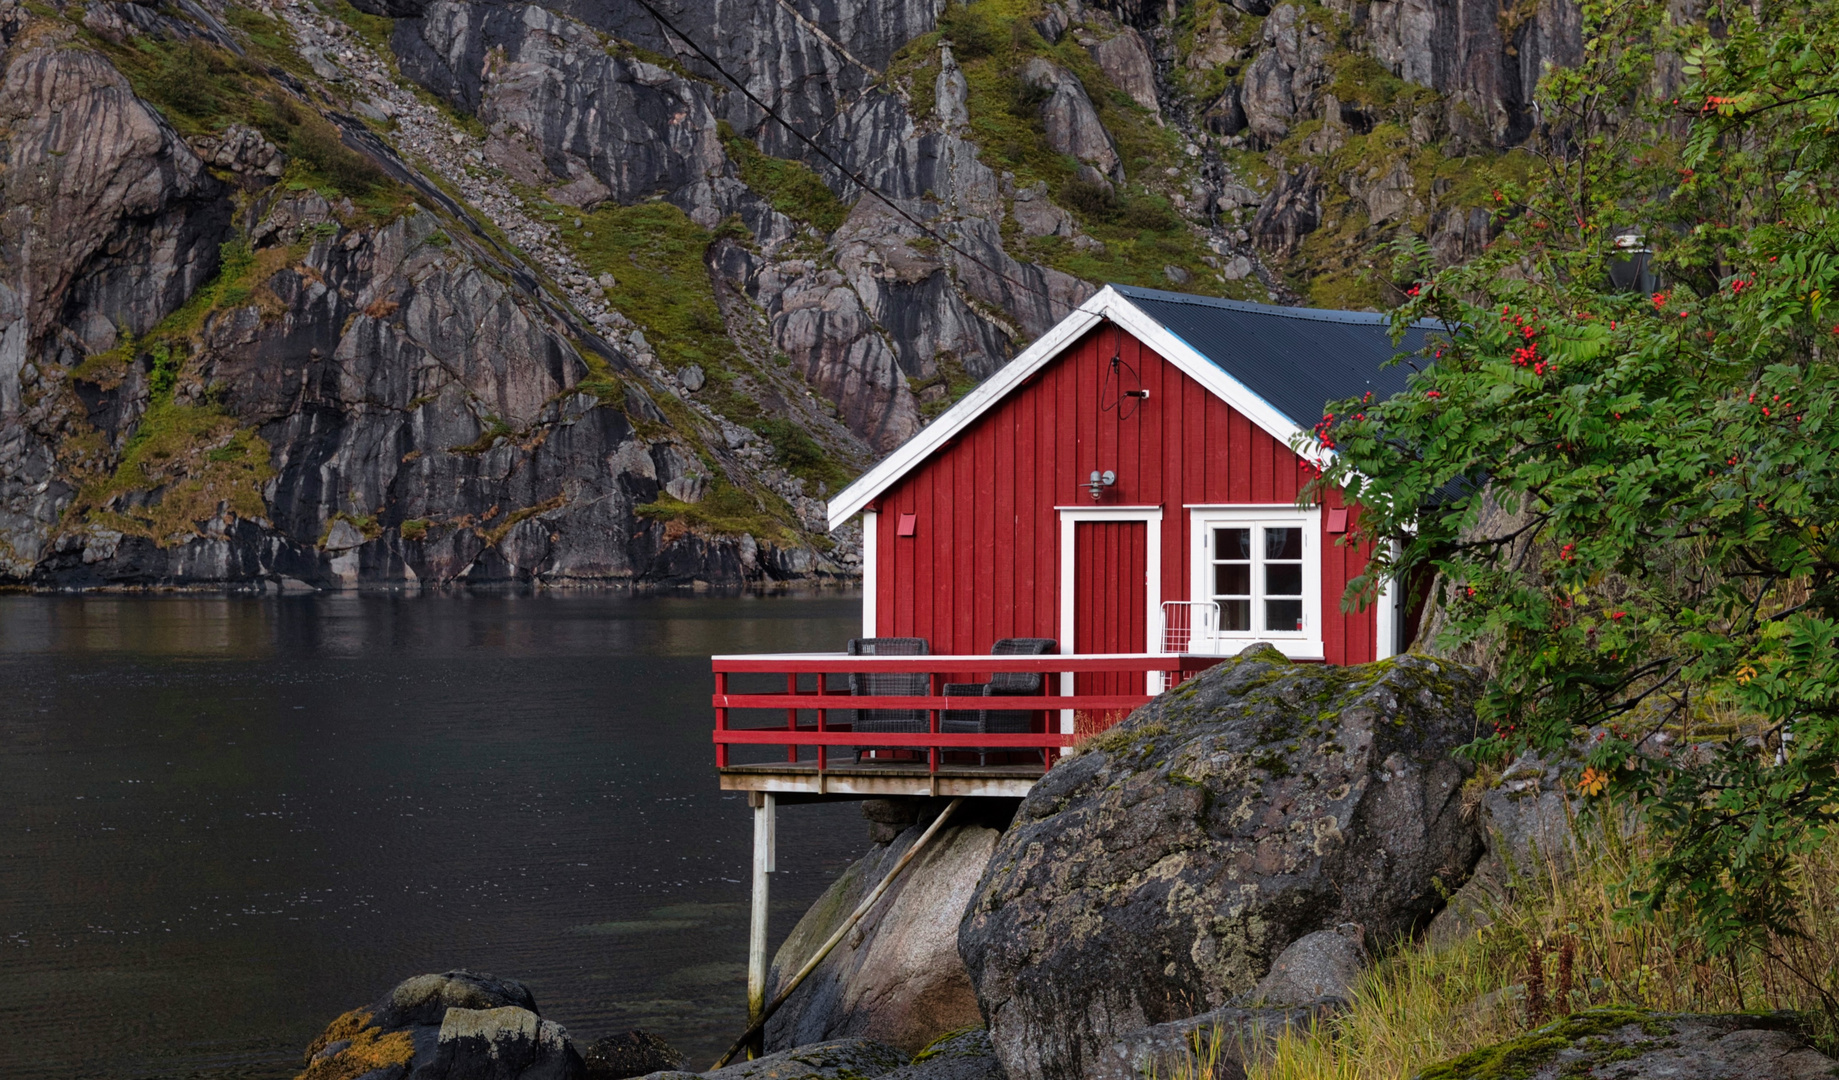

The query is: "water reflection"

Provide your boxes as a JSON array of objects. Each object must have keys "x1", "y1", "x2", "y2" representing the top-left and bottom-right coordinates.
[{"x1": 0, "y1": 592, "x2": 865, "y2": 1080}]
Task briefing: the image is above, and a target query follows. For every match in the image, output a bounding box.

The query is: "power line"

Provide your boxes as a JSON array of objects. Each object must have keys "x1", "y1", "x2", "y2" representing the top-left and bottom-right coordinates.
[{"x1": 626, "y1": 0, "x2": 1072, "y2": 317}]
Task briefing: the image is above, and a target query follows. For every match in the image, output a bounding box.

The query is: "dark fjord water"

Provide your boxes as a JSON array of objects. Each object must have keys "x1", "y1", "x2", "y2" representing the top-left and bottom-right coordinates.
[{"x1": 0, "y1": 592, "x2": 865, "y2": 1080}]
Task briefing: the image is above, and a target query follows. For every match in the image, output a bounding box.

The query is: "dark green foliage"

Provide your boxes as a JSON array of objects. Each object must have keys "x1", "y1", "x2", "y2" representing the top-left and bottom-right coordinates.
[
  {"x1": 935, "y1": 3, "x2": 1009, "y2": 58},
  {"x1": 1314, "y1": 0, "x2": 1839, "y2": 1011},
  {"x1": 751, "y1": 418, "x2": 849, "y2": 493},
  {"x1": 147, "y1": 341, "x2": 180, "y2": 400},
  {"x1": 1058, "y1": 177, "x2": 1117, "y2": 217},
  {"x1": 101, "y1": 28, "x2": 399, "y2": 205},
  {"x1": 282, "y1": 109, "x2": 385, "y2": 197}
]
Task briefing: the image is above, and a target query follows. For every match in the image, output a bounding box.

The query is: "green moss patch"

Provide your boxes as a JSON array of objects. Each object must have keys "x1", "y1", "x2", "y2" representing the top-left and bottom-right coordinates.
[
  {"x1": 544, "y1": 199, "x2": 753, "y2": 413},
  {"x1": 750, "y1": 418, "x2": 851, "y2": 492},
  {"x1": 636, "y1": 479, "x2": 800, "y2": 542},
  {"x1": 1414, "y1": 1009, "x2": 1697, "y2": 1080},
  {"x1": 75, "y1": 400, "x2": 274, "y2": 544},
  {"x1": 96, "y1": 29, "x2": 409, "y2": 213},
  {"x1": 719, "y1": 121, "x2": 849, "y2": 233}
]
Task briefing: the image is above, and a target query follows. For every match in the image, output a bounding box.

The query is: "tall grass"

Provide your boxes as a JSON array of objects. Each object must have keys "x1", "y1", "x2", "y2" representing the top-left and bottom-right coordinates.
[{"x1": 1199, "y1": 808, "x2": 1839, "y2": 1080}]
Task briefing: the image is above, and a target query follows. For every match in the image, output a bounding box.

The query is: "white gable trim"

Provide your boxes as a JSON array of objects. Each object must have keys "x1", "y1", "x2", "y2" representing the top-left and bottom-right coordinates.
[{"x1": 826, "y1": 285, "x2": 1328, "y2": 530}]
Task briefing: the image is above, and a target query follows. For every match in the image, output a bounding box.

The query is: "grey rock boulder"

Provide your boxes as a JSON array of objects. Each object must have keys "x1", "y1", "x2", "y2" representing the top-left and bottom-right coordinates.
[
  {"x1": 1010, "y1": 183, "x2": 1075, "y2": 239},
  {"x1": 583, "y1": 1031, "x2": 686, "y2": 1080},
  {"x1": 765, "y1": 820, "x2": 999, "y2": 1054},
  {"x1": 350, "y1": 0, "x2": 427, "y2": 16},
  {"x1": 668, "y1": 1038, "x2": 907, "y2": 1080},
  {"x1": 1411, "y1": 1010, "x2": 1839, "y2": 1079},
  {"x1": 1243, "y1": 928, "x2": 1363, "y2": 1006},
  {"x1": 1090, "y1": 1005, "x2": 1331, "y2": 1080},
  {"x1": 1088, "y1": 30, "x2": 1159, "y2": 116},
  {"x1": 1019, "y1": 58, "x2": 1122, "y2": 180},
  {"x1": 877, "y1": 1029, "x2": 1005, "y2": 1080},
  {"x1": 1252, "y1": 165, "x2": 1322, "y2": 256},
  {"x1": 426, "y1": 1006, "x2": 583, "y2": 1080},
  {"x1": 959, "y1": 648, "x2": 1486, "y2": 1080},
  {"x1": 1427, "y1": 750, "x2": 1579, "y2": 948},
  {"x1": 376, "y1": 970, "x2": 539, "y2": 1029},
  {"x1": 301, "y1": 971, "x2": 583, "y2": 1080}
]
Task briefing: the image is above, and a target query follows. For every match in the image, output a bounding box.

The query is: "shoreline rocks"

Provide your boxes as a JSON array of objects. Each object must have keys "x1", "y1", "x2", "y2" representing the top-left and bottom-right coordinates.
[{"x1": 300, "y1": 970, "x2": 591, "y2": 1080}]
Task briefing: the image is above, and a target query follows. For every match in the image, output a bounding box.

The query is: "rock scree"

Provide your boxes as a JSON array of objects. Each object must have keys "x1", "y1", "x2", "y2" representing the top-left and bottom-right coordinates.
[
  {"x1": 959, "y1": 646, "x2": 1487, "y2": 1080},
  {"x1": 1411, "y1": 1008, "x2": 1839, "y2": 1079},
  {"x1": 299, "y1": 969, "x2": 585, "y2": 1080}
]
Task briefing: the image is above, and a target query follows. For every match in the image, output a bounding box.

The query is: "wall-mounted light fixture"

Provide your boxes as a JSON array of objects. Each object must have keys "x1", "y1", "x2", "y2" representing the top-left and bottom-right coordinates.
[{"x1": 1087, "y1": 470, "x2": 1116, "y2": 502}]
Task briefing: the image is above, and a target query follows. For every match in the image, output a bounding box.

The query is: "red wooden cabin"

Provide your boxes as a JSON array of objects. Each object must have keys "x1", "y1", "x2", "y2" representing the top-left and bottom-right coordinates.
[
  {"x1": 828, "y1": 284, "x2": 1435, "y2": 672},
  {"x1": 712, "y1": 288, "x2": 1435, "y2": 1028},
  {"x1": 707, "y1": 286, "x2": 1437, "y2": 803}
]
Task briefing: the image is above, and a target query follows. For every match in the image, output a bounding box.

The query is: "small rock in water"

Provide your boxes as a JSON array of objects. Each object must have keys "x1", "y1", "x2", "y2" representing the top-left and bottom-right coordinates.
[
  {"x1": 585, "y1": 1031, "x2": 686, "y2": 1080},
  {"x1": 299, "y1": 970, "x2": 584, "y2": 1080}
]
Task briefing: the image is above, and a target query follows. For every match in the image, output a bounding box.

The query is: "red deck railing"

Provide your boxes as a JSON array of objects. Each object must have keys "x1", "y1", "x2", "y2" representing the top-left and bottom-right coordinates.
[{"x1": 711, "y1": 653, "x2": 1224, "y2": 775}]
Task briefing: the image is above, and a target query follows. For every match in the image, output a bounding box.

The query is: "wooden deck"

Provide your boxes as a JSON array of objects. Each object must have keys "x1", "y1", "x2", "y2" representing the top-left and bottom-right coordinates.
[{"x1": 718, "y1": 759, "x2": 1046, "y2": 799}]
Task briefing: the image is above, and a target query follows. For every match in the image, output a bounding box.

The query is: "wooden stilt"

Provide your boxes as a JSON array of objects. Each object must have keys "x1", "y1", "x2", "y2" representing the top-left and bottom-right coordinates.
[
  {"x1": 713, "y1": 797, "x2": 965, "y2": 1071},
  {"x1": 746, "y1": 791, "x2": 776, "y2": 1059}
]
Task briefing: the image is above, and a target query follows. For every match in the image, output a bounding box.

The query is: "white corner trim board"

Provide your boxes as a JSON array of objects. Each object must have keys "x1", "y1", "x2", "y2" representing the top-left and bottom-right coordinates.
[
  {"x1": 860, "y1": 510, "x2": 878, "y2": 638},
  {"x1": 825, "y1": 287, "x2": 1327, "y2": 531},
  {"x1": 1374, "y1": 538, "x2": 1400, "y2": 661}
]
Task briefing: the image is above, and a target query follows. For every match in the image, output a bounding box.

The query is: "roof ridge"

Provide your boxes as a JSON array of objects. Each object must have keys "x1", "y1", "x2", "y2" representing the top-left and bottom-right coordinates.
[{"x1": 1111, "y1": 283, "x2": 1449, "y2": 332}]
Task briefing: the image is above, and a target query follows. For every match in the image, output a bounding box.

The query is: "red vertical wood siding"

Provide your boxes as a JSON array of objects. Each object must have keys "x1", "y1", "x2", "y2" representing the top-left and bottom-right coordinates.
[{"x1": 870, "y1": 323, "x2": 1378, "y2": 664}]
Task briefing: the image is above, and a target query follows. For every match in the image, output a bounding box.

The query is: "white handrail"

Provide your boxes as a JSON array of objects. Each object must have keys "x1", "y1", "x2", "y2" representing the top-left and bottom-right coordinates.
[{"x1": 1160, "y1": 601, "x2": 1221, "y2": 655}]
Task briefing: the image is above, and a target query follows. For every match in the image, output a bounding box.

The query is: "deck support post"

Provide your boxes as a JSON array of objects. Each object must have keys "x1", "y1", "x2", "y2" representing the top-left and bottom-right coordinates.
[{"x1": 746, "y1": 791, "x2": 776, "y2": 1059}]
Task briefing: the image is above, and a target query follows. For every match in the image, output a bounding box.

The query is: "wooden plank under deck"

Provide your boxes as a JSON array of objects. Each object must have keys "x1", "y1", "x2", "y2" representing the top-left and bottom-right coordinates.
[{"x1": 719, "y1": 761, "x2": 1045, "y2": 799}]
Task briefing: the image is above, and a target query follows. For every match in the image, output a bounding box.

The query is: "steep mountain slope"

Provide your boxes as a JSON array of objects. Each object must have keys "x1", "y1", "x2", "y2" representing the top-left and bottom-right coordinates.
[{"x1": 0, "y1": 0, "x2": 1577, "y2": 588}]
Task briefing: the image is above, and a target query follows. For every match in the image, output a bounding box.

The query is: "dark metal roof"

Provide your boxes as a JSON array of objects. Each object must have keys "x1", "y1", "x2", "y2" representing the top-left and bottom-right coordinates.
[{"x1": 1112, "y1": 285, "x2": 1447, "y2": 428}]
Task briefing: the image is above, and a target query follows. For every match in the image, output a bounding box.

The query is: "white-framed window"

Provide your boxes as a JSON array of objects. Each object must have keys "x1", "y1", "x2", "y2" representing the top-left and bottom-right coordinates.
[{"x1": 1186, "y1": 506, "x2": 1322, "y2": 659}]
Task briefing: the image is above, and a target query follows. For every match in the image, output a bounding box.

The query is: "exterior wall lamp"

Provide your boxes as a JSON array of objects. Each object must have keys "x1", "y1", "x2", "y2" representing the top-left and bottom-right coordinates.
[{"x1": 1087, "y1": 470, "x2": 1116, "y2": 501}]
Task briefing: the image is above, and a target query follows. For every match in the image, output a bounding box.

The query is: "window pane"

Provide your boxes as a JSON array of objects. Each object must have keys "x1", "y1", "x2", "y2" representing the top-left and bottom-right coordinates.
[
  {"x1": 1215, "y1": 528, "x2": 1250, "y2": 559},
  {"x1": 1220, "y1": 599, "x2": 1250, "y2": 632},
  {"x1": 1265, "y1": 598, "x2": 1304, "y2": 633},
  {"x1": 1213, "y1": 563, "x2": 1250, "y2": 596},
  {"x1": 1266, "y1": 563, "x2": 1303, "y2": 597},
  {"x1": 1265, "y1": 527, "x2": 1302, "y2": 560}
]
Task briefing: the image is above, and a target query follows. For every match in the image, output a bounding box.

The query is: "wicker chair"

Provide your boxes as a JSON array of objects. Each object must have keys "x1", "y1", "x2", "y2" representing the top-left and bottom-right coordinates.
[
  {"x1": 941, "y1": 637, "x2": 1057, "y2": 765},
  {"x1": 848, "y1": 637, "x2": 929, "y2": 761}
]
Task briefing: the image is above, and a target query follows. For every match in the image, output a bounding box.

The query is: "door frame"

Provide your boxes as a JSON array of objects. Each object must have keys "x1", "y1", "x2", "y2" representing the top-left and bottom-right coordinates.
[{"x1": 1055, "y1": 506, "x2": 1163, "y2": 735}]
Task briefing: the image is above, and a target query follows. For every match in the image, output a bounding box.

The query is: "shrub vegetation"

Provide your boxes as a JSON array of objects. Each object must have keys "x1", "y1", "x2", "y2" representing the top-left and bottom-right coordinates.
[{"x1": 1298, "y1": 0, "x2": 1839, "y2": 1064}]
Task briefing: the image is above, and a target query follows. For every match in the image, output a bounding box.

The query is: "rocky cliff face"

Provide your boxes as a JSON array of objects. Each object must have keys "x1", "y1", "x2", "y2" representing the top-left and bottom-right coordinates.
[{"x1": 0, "y1": 0, "x2": 1579, "y2": 587}]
